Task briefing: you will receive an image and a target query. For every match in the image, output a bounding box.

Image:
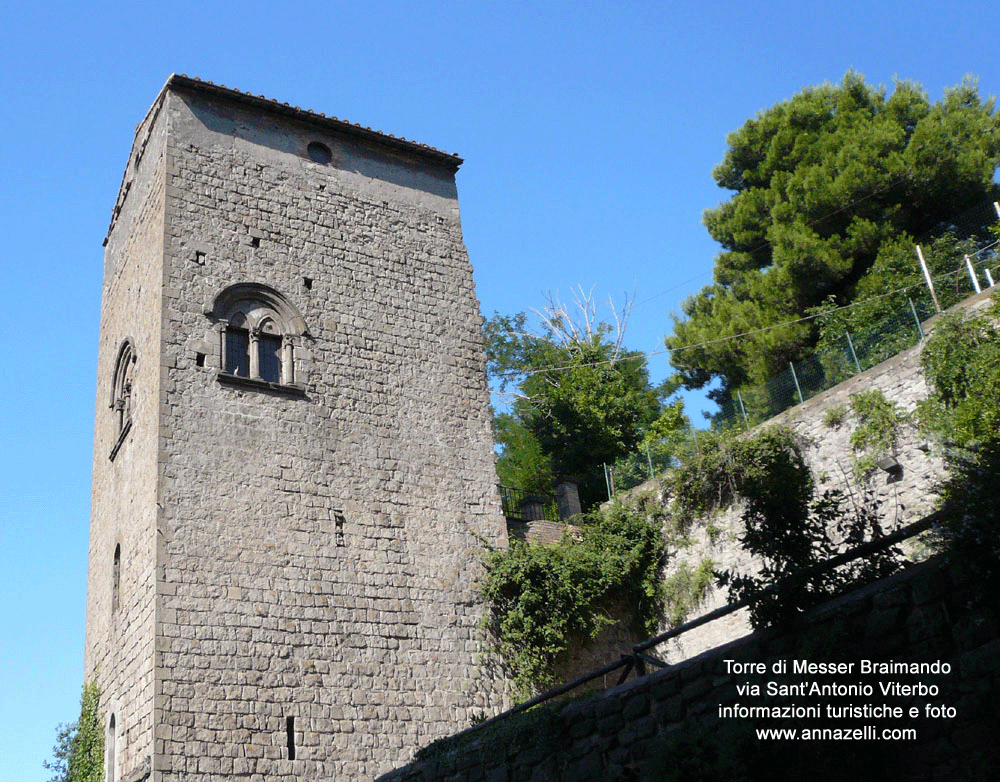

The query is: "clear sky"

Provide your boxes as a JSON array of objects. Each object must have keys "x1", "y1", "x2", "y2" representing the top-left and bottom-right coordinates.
[{"x1": 2, "y1": 1, "x2": 999, "y2": 778}]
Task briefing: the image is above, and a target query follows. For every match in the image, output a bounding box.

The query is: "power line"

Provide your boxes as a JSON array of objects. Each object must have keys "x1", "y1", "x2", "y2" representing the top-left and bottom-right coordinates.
[{"x1": 490, "y1": 257, "x2": 997, "y2": 393}]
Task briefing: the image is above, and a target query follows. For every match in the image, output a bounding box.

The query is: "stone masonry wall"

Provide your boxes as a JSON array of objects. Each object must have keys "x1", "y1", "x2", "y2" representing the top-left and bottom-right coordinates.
[
  {"x1": 622, "y1": 290, "x2": 999, "y2": 670},
  {"x1": 149, "y1": 85, "x2": 510, "y2": 780},
  {"x1": 87, "y1": 77, "x2": 511, "y2": 782},
  {"x1": 380, "y1": 556, "x2": 1000, "y2": 781},
  {"x1": 85, "y1": 94, "x2": 169, "y2": 782}
]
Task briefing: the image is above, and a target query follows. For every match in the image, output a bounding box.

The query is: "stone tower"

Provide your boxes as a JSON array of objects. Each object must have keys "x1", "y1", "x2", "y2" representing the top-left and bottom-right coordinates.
[{"x1": 84, "y1": 75, "x2": 508, "y2": 781}]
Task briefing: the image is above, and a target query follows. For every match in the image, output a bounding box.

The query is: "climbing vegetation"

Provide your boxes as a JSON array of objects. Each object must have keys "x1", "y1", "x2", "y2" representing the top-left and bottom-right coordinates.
[
  {"x1": 45, "y1": 681, "x2": 104, "y2": 782},
  {"x1": 666, "y1": 426, "x2": 903, "y2": 629},
  {"x1": 848, "y1": 389, "x2": 909, "y2": 481},
  {"x1": 917, "y1": 302, "x2": 1000, "y2": 587},
  {"x1": 479, "y1": 501, "x2": 666, "y2": 698},
  {"x1": 918, "y1": 303, "x2": 1000, "y2": 446},
  {"x1": 663, "y1": 559, "x2": 715, "y2": 628}
]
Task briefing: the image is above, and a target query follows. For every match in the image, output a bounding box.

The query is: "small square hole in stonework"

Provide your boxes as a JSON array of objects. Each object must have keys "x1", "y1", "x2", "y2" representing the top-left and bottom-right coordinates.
[
  {"x1": 250, "y1": 236, "x2": 260, "y2": 248},
  {"x1": 303, "y1": 277, "x2": 313, "y2": 291},
  {"x1": 195, "y1": 353, "x2": 206, "y2": 367},
  {"x1": 194, "y1": 251, "x2": 206, "y2": 265},
  {"x1": 334, "y1": 511, "x2": 345, "y2": 547}
]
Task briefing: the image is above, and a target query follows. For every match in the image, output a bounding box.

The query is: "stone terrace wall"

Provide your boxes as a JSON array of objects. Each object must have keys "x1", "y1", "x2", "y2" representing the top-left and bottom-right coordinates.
[
  {"x1": 379, "y1": 556, "x2": 1000, "y2": 781},
  {"x1": 626, "y1": 289, "x2": 1000, "y2": 668}
]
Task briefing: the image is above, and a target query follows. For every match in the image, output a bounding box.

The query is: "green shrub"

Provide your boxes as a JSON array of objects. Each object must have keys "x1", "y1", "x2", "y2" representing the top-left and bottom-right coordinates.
[
  {"x1": 822, "y1": 404, "x2": 847, "y2": 429},
  {"x1": 479, "y1": 502, "x2": 665, "y2": 697},
  {"x1": 848, "y1": 389, "x2": 909, "y2": 481},
  {"x1": 665, "y1": 427, "x2": 808, "y2": 527}
]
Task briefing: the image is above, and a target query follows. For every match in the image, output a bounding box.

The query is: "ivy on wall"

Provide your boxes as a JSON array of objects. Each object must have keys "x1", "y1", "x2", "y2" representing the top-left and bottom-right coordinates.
[
  {"x1": 45, "y1": 681, "x2": 104, "y2": 782},
  {"x1": 479, "y1": 501, "x2": 666, "y2": 697},
  {"x1": 663, "y1": 559, "x2": 715, "y2": 628},
  {"x1": 917, "y1": 302, "x2": 1000, "y2": 588},
  {"x1": 848, "y1": 389, "x2": 909, "y2": 481}
]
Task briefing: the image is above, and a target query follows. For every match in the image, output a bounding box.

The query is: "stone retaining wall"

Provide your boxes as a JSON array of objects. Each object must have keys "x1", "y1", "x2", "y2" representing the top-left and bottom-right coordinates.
[
  {"x1": 618, "y1": 289, "x2": 999, "y2": 669},
  {"x1": 379, "y1": 556, "x2": 1000, "y2": 781}
]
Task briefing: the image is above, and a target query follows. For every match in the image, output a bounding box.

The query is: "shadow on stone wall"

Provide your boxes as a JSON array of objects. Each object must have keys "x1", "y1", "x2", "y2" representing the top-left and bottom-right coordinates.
[{"x1": 379, "y1": 556, "x2": 1000, "y2": 781}]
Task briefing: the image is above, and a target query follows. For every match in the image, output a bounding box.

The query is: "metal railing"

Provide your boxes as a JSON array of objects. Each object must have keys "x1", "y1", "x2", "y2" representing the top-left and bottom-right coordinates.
[{"x1": 498, "y1": 485, "x2": 560, "y2": 522}]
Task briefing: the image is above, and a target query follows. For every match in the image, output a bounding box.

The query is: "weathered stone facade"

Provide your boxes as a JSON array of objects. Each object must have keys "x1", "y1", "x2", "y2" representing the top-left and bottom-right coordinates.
[{"x1": 85, "y1": 75, "x2": 509, "y2": 781}]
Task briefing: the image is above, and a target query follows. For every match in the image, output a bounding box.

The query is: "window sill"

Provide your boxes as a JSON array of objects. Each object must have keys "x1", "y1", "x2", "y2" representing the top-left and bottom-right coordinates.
[{"x1": 216, "y1": 371, "x2": 306, "y2": 397}]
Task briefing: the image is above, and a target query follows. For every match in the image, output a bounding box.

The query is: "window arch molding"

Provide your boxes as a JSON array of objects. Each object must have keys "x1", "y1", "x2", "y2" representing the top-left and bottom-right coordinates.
[
  {"x1": 207, "y1": 283, "x2": 307, "y2": 391},
  {"x1": 109, "y1": 338, "x2": 136, "y2": 460}
]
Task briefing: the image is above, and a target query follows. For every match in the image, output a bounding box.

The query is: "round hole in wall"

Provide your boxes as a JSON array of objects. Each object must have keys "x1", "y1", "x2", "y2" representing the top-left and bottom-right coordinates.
[{"x1": 307, "y1": 141, "x2": 332, "y2": 165}]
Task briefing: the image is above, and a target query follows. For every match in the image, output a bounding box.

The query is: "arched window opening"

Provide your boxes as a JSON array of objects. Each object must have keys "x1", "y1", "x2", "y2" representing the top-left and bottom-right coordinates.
[
  {"x1": 210, "y1": 283, "x2": 306, "y2": 391},
  {"x1": 224, "y1": 312, "x2": 251, "y2": 377},
  {"x1": 112, "y1": 544, "x2": 121, "y2": 615},
  {"x1": 109, "y1": 340, "x2": 136, "y2": 460},
  {"x1": 258, "y1": 318, "x2": 282, "y2": 383}
]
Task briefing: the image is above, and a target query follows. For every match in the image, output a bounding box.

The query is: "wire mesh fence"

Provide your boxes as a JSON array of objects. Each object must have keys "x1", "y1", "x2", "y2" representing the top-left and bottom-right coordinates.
[{"x1": 608, "y1": 200, "x2": 1000, "y2": 497}]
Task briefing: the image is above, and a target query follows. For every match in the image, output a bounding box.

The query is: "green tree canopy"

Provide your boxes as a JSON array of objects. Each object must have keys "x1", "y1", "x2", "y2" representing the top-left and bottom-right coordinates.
[
  {"x1": 486, "y1": 291, "x2": 683, "y2": 508},
  {"x1": 668, "y1": 72, "x2": 1000, "y2": 402}
]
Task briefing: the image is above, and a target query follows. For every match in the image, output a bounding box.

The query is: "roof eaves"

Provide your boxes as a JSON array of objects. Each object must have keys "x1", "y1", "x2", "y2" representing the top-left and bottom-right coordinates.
[{"x1": 164, "y1": 73, "x2": 463, "y2": 169}]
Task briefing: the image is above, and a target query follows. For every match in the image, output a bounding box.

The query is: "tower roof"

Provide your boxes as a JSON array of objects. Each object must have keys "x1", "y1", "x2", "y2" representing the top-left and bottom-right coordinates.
[{"x1": 163, "y1": 74, "x2": 464, "y2": 167}]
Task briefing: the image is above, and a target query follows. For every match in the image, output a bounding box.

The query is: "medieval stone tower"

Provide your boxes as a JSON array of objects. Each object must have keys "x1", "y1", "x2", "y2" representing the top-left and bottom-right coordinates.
[{"x1": 84, "y1": 75, "x2": 509, "y2": 781}]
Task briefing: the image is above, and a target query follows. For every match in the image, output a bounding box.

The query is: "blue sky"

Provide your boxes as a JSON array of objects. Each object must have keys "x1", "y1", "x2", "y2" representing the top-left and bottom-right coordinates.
[{"x1": 2, "y1": 1, "x2": 999, "y2": 777}]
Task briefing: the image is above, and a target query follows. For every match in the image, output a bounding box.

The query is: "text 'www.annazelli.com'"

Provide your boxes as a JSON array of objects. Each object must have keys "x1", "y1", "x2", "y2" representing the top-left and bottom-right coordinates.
[{"x1": 755, "y1": 727, "x2": 917, "y2": 741}]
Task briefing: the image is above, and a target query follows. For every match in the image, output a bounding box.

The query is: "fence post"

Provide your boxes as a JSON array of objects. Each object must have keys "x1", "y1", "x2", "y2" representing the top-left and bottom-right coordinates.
[
  {"x1": 915, "y1": 245, "x2": 942, "y2": 313},
  {"x1": 603, "y1": 463, "x2": 613, "y2": 501},
  {"x1": 555, "y1": 481, "x2": 582, "y2": 519},
  {"x1": 789, "y1": 362, "x2": 804, "y2": 405},
  {"x1": 645, "y1": 442, "x2": 654, "y2": 479},
  {"x1": 908, "y1": 298, "x2": 925, "y2": 340},
  {"x1": 987, "y1": 268, "x2": 996, "y2": 288},
  {"x1": 965, "y1": 255, "x2": 983, "y2": 294},
  {"x1": 845, "y1": 330, "x2": 862, "y2": 374},
  {"x1": 736, "y1": 389, "x2": 750, "y2": 429}
]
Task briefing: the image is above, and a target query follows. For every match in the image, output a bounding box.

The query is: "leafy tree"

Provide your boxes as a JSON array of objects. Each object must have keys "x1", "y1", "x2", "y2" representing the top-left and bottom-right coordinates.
[
  {"x1": 809, "y1": 230, "x2": 992, "y2": 370},
  {"x1": 45, "y1": 681, "x2": 104, "y2": 782},
  {"x1": 486, "y1": 289, "x2": 682, "y2": 508},
  {"x1": 668, "y1": 73, "x2": 1000, "y2": 403}
]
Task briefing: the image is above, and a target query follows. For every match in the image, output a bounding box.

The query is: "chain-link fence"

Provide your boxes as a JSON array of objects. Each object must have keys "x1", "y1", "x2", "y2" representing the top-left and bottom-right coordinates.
[
  {"x1": 712, "y1": 294, "x2": 938, "y2": 431},
  {"x1": 607, "y1": 201, "x2": 1000, "y2": 497}
]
